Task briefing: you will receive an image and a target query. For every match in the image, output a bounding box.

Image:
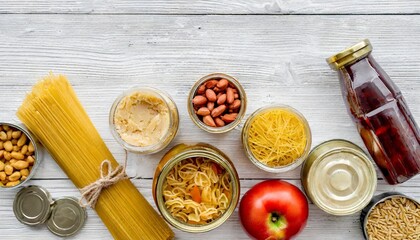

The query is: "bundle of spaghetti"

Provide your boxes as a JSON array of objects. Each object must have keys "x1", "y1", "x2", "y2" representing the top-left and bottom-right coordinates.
[{"x1": 17, "y1": 74, "x2": 174, "y2": 240}]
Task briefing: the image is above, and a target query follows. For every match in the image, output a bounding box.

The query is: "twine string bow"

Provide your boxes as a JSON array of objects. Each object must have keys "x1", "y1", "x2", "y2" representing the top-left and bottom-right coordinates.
[{"x1": 79, "y1": 158, "x2": 128, "y2": 208}]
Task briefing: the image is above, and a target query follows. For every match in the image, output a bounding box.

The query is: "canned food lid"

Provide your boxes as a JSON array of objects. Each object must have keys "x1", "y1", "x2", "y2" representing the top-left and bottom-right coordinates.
[
  {"x1": 47, "y1": 197, "x2": 87, "y2": 237},
  {"x1": 13, "y1": 185, "x2": 53, "y2": 225},
  {"x1": 305, "y1": 140, "x2": 377, "y2": 215}
]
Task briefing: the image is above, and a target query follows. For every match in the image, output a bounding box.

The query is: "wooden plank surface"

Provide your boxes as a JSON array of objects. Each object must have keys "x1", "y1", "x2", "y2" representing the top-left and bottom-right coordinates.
[
  {"x1": 0, "y1": 6, "x2": 419, "y2": 240},
  {"x1": 1, "y1": 179, "x2": 420, "y2": 240},
  {"x1": 1, "y1": 0, "x2": 420, "y2": 14}
]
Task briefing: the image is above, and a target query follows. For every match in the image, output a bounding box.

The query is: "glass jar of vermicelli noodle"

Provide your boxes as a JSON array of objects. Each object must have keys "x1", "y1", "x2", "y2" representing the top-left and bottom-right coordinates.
[
  {"x1": 152, "y1": 143, "x2": 240, "y2": 232},
  {"x1": 242, "y1": 104, "x2": 312, "y2": 173}
]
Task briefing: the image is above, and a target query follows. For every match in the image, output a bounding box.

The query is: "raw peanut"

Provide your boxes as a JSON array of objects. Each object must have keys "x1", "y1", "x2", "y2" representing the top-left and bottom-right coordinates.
[
  {"x1": 11, "y1": 151, "x2": 25, "y2": 160},
  {"x1": 9, "y1": 159, "x2": 17, "y2": 165},
  {"x1": 8, "y1": 171, "x2": 21, "y2": 181},
  {"x1": 0, "y1": 141, "x2": 3, "y2": 150},
  {"x1": 27, "y1": 156, "x2": 35, "y2": 165},
  {"x1": 13, "y1": 160, "x2": 29, "y2": 170},
  {"x1": 20, "y1": 169, "x2": 29, "y2": 177},
  {"x1": 12, "y1": 131, "x2": 21, "y2": 139},
  {"x1": 197, "y1": 107, "x2": 210, "y2": 116},
  {"x1": 6, "y1": 130, "x2": 12, "y2": 140},
  {"x1": 28, "y1": 142, "x2": 34, "y2": 153},
  {"x1": 21, "y1": 145, "x2": 28, "y2": 155},
  {"x1": 4, "y1": 141, "x2": 12, "y2": 152},
  {"x1": 207, "y1": 102, "x2": 215, "y2": 111},
  {"x1": 232, "y1": 88, "x2": 238, "y2": 94},
  {"x1": 17, "y1": 134, "x2": 27, "y2": 147},
  {"x1": 0, "y1": 150, "x2": 4, "y2": 159},
  {"x1": 213, "y1": 87, "x2": 221, "y2": 93},
  {"x1": 222, "y1": 113, "x2": 238, "y2": 123},
  {"x1": 217, "y1": 94, "x2": 227, "y2": 105},
  {"x1": 21, "y1": 175, "x2": 27, "y2": 181},
  {"x1": 226, "y1": 87, "x2": 234, "y2": 104},
  {"x1": 0, "y1": 131, "x2": 6, "y2": 141},
  {"x1": 215, "y1": 118, "x2": 225, "y2": 127},
  {"x1": 0, "y1": 172, "x2": 6, "y2": 181},
  {"x1": 205, "y1": 79, "x2": 218, "y2": 89},
  {"x1": 234, "y1": 93, "x2": 239, "y2": 99},
  {"x1": 0, "y1": 161, "x2": 4, "y2": 171},
  {"x1": 3, "y1": 125, "x2": 10, "y2": 131},
  {"x1": 5, "y1": 165, "x2": 13, "y2": 175},
  {"x1": 192, "y1": 95, "x2": 207, "y2": 105},
  {"x1": 197, "y1": 85, "x2": 206, "y2": 95},
  {"x1": 216, "y1": 79, "x2": 229, "y2": 90},
  {"x1": 203, "y1": 115, "x2": 216, "y2": 127},
  {"x1": 6, "y1": 180, "x2": 20, "y2": 187},
  {"x1": 4, "y1": 152, "x2": 11, "y2": 161},
  {"x1": 205, "y1": 89, "x2": 217, "y2": 102},
  {"x1": 11, "y1": 139, "x2": 18, "y2": 145},
  {"x1": 229, "y1": 99, "x2": 241, "y2": 110},
  {"x1": 211, "y1": 105, "x2": 227, "y2": 118},
  {"x1": 13, "y1": 146, "x2": 21, "y2": 152}
]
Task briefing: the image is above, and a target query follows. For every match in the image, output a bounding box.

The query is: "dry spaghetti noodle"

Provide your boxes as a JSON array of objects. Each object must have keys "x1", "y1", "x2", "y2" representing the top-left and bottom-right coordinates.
[{"x1": 17, "y1": 73, "x2": 174, "y2": 240}]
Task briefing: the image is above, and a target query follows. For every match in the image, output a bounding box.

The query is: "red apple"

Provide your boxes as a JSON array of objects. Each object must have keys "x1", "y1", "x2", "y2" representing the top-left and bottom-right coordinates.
[{"x1": 239, "y1": 180, "x2": 309, "y2": 240}]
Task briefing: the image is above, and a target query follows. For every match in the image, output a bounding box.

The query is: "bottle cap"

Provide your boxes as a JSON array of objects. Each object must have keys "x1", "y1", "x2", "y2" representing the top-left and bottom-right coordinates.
[{"x1": 326, "y1": 39, "x2": 372, "y2": 70}]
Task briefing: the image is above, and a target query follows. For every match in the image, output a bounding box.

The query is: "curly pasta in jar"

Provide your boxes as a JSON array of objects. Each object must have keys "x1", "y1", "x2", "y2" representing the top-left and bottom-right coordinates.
[{"x1": 163, "y1": 157, "x2": 232, "y2": 225}]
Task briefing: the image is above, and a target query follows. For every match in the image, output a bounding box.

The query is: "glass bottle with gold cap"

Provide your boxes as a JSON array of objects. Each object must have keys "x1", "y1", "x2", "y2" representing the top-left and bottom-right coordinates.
[{"x1": 327, "y1": 39, "x2": 420, "y2": 185}]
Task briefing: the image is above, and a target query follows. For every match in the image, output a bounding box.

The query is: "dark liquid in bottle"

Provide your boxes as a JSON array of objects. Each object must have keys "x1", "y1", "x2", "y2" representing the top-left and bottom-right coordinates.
[{"x1": 339, "y1": 55, "x2": 420, "y2": 184}]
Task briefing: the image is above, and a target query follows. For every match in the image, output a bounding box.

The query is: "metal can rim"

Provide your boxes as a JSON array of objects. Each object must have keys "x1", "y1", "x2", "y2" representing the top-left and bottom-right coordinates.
[
  {"x1": 360, "y1": 192, "x2": 420, "y2": 239},
  {"x1": 154, "y1": 143, "x2": 240, "y2": 232},
  {"x1": 0, "y1": 122, "x2": 44, "y2": 190},
  {"x1": 301, "y1": 139, "x2": 377, "y2": 216}
]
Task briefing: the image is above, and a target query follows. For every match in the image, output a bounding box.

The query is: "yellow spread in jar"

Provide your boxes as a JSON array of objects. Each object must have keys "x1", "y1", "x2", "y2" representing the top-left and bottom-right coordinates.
[{"x1": 114, "y1": 92, "x2": 170, "y2": 147}]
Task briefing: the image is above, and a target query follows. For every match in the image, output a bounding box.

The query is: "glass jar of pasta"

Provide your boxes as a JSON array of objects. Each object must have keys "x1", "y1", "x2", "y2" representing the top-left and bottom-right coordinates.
[{"x1": 152, "y1": 143, "x2": 240, "y2": 232}]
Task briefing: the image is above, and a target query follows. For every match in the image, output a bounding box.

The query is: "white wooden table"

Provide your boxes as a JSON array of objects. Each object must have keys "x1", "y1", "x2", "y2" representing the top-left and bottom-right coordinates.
[{"x1": 1, "y1": 1, "x2": 419, "y2": 239}]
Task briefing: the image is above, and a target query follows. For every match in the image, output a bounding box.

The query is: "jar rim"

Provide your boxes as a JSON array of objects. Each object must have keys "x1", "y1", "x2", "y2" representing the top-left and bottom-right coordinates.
[
  {"x1": 241, "y1": 104, "x2": 312, "y2": 173},
  {"x1": 109, "y1": 86, "x2": 179, "y2": 154},
  {"x1": 187, "y1": 73, "x2": 247, "y2": 133}
]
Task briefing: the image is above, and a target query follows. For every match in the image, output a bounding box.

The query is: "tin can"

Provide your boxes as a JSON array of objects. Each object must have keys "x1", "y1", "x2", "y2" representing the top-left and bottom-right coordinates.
[
  {"x1": 301, "y1": 139, "x2": 377, "y2": 215},
  {"x1": 360, "y1": 192, "x2": 420, "y2": 240},
  {"x1": 187, "y1": 73, "x2": 247, "y2": 133},
  {"x1": 0, "y1": 122, "x2": 44, "y2": 189},
  {"x1": 152, "y1": 143, "x2": 240, "y2": 232}
]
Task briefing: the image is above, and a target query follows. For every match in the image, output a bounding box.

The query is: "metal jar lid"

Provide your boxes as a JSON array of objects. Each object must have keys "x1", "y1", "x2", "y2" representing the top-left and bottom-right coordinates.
[
  {"x1": 47, "y1": 197, "x2": 87, "y2": 237},
  {"x1": 13, "y1": 185, "x2": 54, "y2": 225},
  {"x1": 326, "y1": 39, "x2": 373, "y2": 70},
  {"x1": 301, "y1": 139, "x2": 377, "y2": 216},
  {"x1": 13, "y1": 186, "x2": 86, "y2": 237}
]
